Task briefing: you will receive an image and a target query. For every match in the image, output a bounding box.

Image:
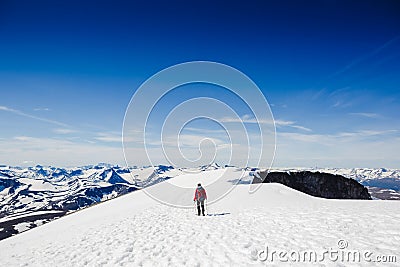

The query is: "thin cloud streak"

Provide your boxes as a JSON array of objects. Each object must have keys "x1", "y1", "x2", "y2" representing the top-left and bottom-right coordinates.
[
  {"x1": 280, "y1": 129, "x2": 398, "y2": 143},
  {"x1": 349, "y1": 112, "x2": 381, "y2": 119},
  {"x1": 0, "y1": 105, "x2": 68, "y2": 127},
  {"x1": 53, "y1": 128, "x2": 77, "y2": 134},
  {"x1": 34, "y1": 107, "x2": 51, "y2": 111},
  {"x1": 220, "y1": 115, "x2": 312, "y2": 132},
  {"x1": 328, "y1": 35, "x2": 400, "y2": 79}
]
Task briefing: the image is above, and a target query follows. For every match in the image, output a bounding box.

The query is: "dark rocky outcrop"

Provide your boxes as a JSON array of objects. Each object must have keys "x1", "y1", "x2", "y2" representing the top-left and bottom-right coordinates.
[{"x1": 253, "y1": 171, "x2": 371, "y2": 199}]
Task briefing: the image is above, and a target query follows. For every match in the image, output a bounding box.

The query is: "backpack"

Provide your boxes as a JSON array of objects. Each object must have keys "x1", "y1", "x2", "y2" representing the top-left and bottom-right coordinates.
[{"x1": 196, "y1": 187, "x2": 206, "y2": 201}]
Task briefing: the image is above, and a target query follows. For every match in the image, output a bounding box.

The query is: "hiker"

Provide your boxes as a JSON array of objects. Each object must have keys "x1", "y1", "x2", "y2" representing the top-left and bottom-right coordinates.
[{"x1": 193, "y1": 183, "x2": 207, "y2": 216}]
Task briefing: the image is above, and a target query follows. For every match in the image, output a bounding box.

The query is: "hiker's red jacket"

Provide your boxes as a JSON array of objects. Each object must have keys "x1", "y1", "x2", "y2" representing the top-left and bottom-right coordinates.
[{"x1": 194, "y1": 186, "x2": 207, "y2": 201}]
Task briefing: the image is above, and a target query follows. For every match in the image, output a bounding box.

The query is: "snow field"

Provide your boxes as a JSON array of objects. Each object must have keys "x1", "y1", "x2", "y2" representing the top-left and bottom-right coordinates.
[{"x1": 1, "y1": 169, "x2": 400, "y2": 266}]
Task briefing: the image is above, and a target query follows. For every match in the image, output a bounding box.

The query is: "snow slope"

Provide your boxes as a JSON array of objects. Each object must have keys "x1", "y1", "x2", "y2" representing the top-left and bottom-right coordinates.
[{"x1": 0, "y1": 169, "x2": 399, "y2": 266}]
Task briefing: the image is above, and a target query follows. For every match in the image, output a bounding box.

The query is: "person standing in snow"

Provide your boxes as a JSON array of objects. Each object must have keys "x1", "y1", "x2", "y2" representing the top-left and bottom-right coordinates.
[{"x1": 193, "y1": 183, "x2": 207, "y2": 216}]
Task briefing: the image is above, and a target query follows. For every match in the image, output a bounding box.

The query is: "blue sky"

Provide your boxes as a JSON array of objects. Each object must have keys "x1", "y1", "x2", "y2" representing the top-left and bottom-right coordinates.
[{"x1": 0, "y1": 0, "x2": 399, "y2": 168}]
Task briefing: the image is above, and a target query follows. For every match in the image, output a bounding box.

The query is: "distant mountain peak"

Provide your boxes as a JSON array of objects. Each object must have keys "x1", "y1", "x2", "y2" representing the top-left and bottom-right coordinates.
[{"x1": 99, "y1": 168, "x2": 129, "y2": 184}]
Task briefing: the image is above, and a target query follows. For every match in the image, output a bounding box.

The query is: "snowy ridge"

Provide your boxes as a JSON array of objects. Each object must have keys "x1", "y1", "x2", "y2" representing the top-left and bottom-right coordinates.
[
  {"x1": 0, "y1": 163, "x2": 195, "y2": 239},
  {"x1": 0, "y1": 164, "x2": 144, "y2": 239},
  {"x1": 1, "y1": 164, "x2": 400, "y2": 240},
  {"x1": 0, "y1": 167, "x2": 399, "y2": 266}
]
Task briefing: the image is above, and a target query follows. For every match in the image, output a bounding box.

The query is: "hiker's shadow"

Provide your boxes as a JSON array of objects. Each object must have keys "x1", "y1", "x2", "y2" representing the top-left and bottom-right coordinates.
[{"x1": 207, "y1": 212, "x2": 231, "y2": 216}]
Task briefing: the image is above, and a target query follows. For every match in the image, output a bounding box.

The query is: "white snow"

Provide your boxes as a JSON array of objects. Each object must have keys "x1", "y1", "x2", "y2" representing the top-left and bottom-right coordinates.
[
  {"x1": 0, "y1": 169, "x2": 399, "y2": 266},
  {"x1": 13, "y1": 222, "x2": 31, "y2": 233},
  {"x1": 167, "y1": 168, "x2": 246, "y2": 188},
  {"x1": 18, "y1": 178, "x2": 56, "y2": 191},
  {"x1": 33, "y1": 220, "x2": 46, "y2": 227},
  {"x1": 18, "y1": 196, "x2": 34, "y2": 205},
  {"x1": 126, "y1": 167, "x2": 157, "y2": 182},
  {"x1": 0, "y1": 187, "x2": 10, "y2": 197}
]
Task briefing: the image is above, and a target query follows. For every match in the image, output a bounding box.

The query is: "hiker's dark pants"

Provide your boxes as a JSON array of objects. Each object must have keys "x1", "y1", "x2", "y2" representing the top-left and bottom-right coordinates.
[{"x1": 197, "y1": 200, "x2": 205, "y2": 216}]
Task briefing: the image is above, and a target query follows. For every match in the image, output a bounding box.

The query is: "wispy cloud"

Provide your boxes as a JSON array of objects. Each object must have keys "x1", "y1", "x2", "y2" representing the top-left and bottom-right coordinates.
[
  {"x1": 13, "y1": 136, "x2": 35, "y2": 141},
  {"x1": 34, "y1": 107, "x2": 51, "y2": 111},
  {"x1": 328, "y1": 87, "x2": 354, "y2": 108},
  {"x1": 349, "y1": 112, "x2": 381, "y2": 119},
  {"x1": 1, "y1": 136, "x2": 126, "y2": 167},
  {"x1": 219, "y1": 114, "x2": 271, "y2": 124},
  {"x1": 95, "y1": 132, "x2": 122, "y2": 142},
  {"x1": 0, "y1": 105, "x2": 67, "y2": 127},
  {"x1": 329, "y1": 35, "x2": 400, "y2": 78},
  {"x1": 269, "y1": 103, "x2": 287, "y2": 108},
  {"x1": 288, "y1": 125, "x2": 313, "y2": 132},
  {"x1": 184, "y1": 127, "x2": 226, "y2": 134},
  {"x1": 220, "y1": 114, "x2": 311, "y2": 132},
  {"x1": 171, "y1": 134, "x2": 223, "y2": 147},
  {"x1": 275, "y1": 120, "x2": 312, "y2": 131},
  {"x1": 280, "y1": 129, "x2": 398, "y2": 143},
  {"x1": 337, "y1": 129, "x2": 397, "y2": 138},
  {"x1": 53, "y1": 128, "x2": 77, "y2": 134},
  {"x1": 311, "y1": 88, "x2": 327, "y2": 101},
  {"x1": 332, "y1": 100, "x2": 353, "y2": 108},
  {"x1": 275, "y1": 128, "x2": 400, "y2": 168}
]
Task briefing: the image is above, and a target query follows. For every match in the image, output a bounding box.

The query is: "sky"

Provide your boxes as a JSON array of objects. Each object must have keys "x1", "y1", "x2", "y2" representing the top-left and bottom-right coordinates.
[{"x1": 0, "y1": 0, "x2": 399, "y2": 168}]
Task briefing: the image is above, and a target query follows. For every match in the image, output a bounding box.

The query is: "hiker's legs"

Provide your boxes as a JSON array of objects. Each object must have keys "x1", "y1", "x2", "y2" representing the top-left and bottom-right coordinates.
[
  {"x1": 196, "y1": 201, "x2": 201, "y2": 216},
  {"x1": 201, "y1": 200, "x2": 205, "y2": 216}
]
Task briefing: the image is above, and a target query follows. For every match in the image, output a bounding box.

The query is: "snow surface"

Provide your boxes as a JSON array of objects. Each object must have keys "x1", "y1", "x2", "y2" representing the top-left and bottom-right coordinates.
[
  {"x1": 18, "y1": 178, "x2": 56, "y2": 191},
  {"x1": 0, "y1": 169, "x2": 399, "y2": 266},
  {"x1": 13, "y1": 222, "x2": 31, "y2": 233}
]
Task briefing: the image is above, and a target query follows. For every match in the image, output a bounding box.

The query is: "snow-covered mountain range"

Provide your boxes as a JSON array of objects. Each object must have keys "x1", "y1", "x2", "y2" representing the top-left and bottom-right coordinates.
[
  {"x1": 0, "y1": 163, "x2": 182, "y2": 239},
  {"x1": 1, "y1": 164, "x2": 399, "y2": 240}
]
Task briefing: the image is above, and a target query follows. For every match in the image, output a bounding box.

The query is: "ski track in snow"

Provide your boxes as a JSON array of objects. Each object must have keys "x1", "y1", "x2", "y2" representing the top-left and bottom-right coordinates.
[{"x1": 1, "y1": 170, "x2": 400, "y2": 266}]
